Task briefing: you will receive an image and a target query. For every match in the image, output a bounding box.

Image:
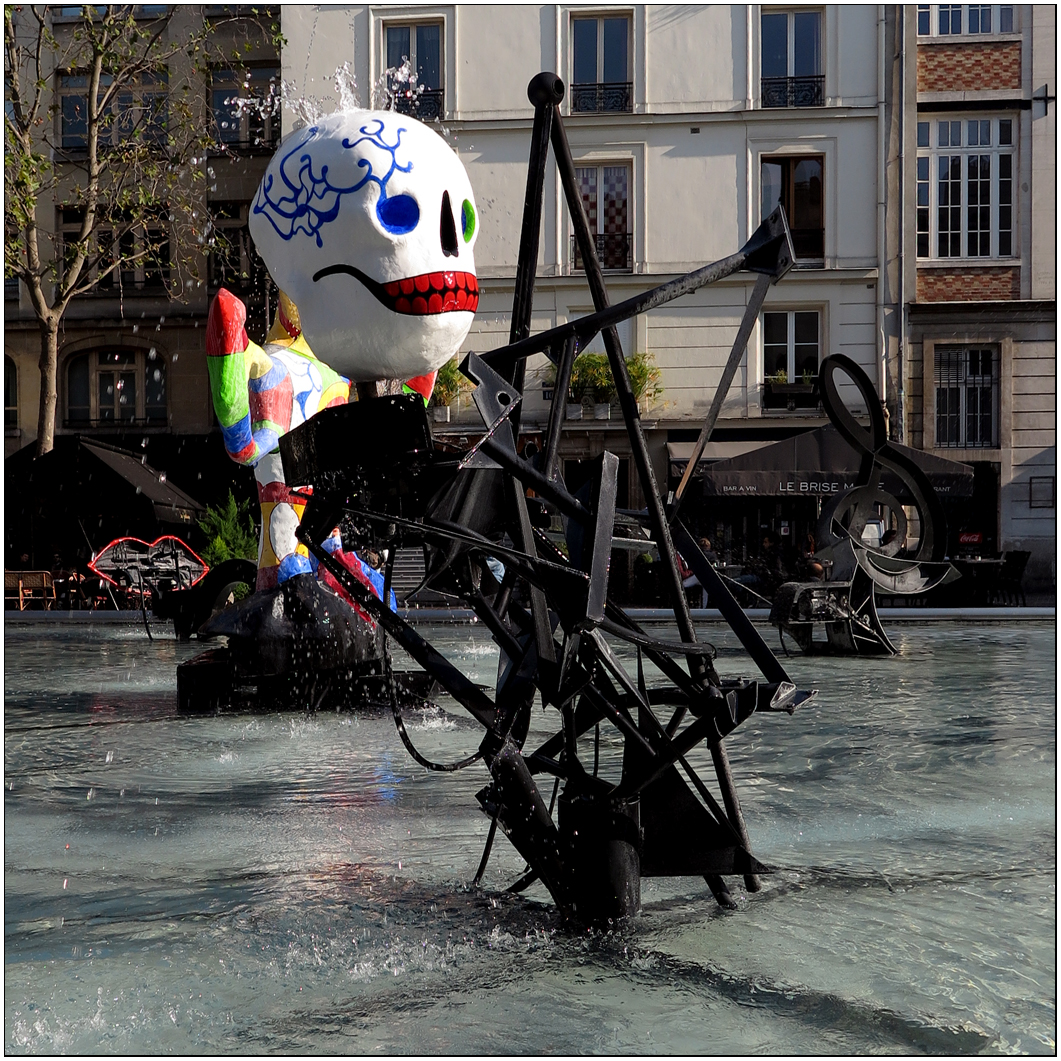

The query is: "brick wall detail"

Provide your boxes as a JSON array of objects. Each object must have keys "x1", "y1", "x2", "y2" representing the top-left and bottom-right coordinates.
[
  {"x1": 917, "y1": 42, "x2": 1021, "y2": 92},
  {"x1": 917, "y1": 266, "x2": 1020, "y2": 302}
]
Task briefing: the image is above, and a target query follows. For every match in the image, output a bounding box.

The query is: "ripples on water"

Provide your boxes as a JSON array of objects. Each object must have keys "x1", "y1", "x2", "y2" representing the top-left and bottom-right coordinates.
[{"x1": 5, "y1": 621, "x2": 1055, "y2": 1054}]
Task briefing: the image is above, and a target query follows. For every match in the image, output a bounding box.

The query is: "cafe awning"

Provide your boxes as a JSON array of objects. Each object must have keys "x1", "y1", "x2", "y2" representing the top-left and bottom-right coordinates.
[
  {"x1": 699, "y1": 425, "x2": 975, "y2": 500},
  {"x1": 81, "y1": 440, "x2": 205, "y2": 525},
  {"x1": 666, "y1": 440, "x2": 772, "y2": 480}
]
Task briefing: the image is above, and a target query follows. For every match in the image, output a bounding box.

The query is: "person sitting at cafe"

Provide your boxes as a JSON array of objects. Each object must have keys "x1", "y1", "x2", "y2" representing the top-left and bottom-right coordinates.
[
  {"x1": 797, "y1": 533, "x2": 825, "y2": 581},
  {"x1": 699, "y1": 538, "x2": 719, "y2": 567}
]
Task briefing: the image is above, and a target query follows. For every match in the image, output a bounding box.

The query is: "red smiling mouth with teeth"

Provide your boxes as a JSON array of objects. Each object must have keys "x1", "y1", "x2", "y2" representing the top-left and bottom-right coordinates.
[
  {"x1": 383, "y1": 271, "x2": 479, "y2": 315},
  {"x1": 312, "y1": 263, "x2": 479, "y2": 316}
]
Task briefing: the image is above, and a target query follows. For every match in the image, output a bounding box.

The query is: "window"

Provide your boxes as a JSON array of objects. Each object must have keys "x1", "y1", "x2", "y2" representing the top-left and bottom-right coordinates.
[
  {"x1": 209, "y1": 200, "x2": 275, "y2": 298},
  {"x1": 65, "y1": 349, "x2": 167, "y2": 427},
  {"x1": 211, "y1": 67, "x2": 280, "y2": 149},
  {"x1": 385, "y1": 23, "x2": 443, "y2": 121},
  {"x1": 1029, "y1": 477, "x2": 1055, "y2": 509},
  {"x1": 762, "y1": 310, "x2": 820, "y2": 401},
  {"x1": 5, "y1": 357, "x2": 17, "y2": 428},
  {"x1": 571, "y1": 15, "x2": 632, "y2": 113},
  {"x1": 60, "y1": 207, "x2": 170, "y2": 293},
  {"x1": 935, "y1": 345, "x2": 998, "y2": 448},
  {"x1": 572, "y1": 164, "x2": 631, "y2": 271},
  {"x1": 917, "y1": 5, "x2": 1014, "y2": 35},
  {"x1": 60, "y1": 69, "x2": 167, "y2": 151},
  {"x1": 762, "y1": 155, "x2": 824, "y2": 260},
  {"x1": 761, "y1": 10, "x2": 822, "y2": 108},
  {"x1": 916, "y1": 116, "x2": 1015, "y2": 259}
]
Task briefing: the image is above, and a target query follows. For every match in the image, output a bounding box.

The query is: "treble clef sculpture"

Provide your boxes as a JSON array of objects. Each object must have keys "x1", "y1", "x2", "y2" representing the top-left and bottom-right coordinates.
[{"x1": 772, "y1": 354, "x2": 959, "y2": 655}]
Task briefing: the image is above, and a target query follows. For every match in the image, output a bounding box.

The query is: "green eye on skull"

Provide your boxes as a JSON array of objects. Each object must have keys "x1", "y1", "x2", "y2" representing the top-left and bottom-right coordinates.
[{"x1": 461, "y1": 199, "x2": 476, "y2": 243}]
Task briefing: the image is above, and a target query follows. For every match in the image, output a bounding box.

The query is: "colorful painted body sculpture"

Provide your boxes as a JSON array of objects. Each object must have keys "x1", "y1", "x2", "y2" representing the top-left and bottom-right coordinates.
[
  {"x1": 249, "y1": 110, "x2": 479, "y2": 382},
  {"x1": 205, "y1": 288, "x2": 419, "y2": 605},
  {"x1": 205, "y1": 106, "x2": 479, "y2": 611}
]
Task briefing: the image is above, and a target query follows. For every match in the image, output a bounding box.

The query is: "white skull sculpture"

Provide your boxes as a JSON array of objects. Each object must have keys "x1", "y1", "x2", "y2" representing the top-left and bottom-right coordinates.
[{"x1": 249, "y1": 110, "x2": 479, "y2": 381}]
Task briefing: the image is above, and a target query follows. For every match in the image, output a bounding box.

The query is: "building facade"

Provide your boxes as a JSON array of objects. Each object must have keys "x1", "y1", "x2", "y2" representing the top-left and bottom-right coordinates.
[
  {"x1": 895, "y1": 3, "x2": 1055, "y2": 587},
  {"x1": 4, "y1": 5, "x2": 281, "y2": 468},
  {"x1": 6, "y1": 5, "x2": 1054, "y2": 588},
  {"x1": 280, "y1": 4, "x2": 890, "y2": 566}
]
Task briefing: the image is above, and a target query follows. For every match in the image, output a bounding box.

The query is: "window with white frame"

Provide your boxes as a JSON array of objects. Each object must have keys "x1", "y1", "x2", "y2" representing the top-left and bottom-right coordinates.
[
  {"x1": 385, "y1": 23, "x2": 444, "y2": 120},
  {"x1": 916, "y1": 116, "x2": 1015, "y2": 259},
  {"x1": 211, "y1": 67, "x2": 280, "y2": 149},
  {"x1": 66, "y1": 348, "x2": 167, "y2": 427},
  {"x1": 572, "y1": 163, "x2": 631, "y2": 272},
  {"x1": 761, "y1": 9, "x2": 823, "y2": 108},
  {"x1": 60, "y1": 69, "x2": 167, "y2": 151},
  {"x1": 934, "y1": 345, "x2": 999, "y2": 449},
  {"x1": 917, "y1": 5, "x2": 1015, "y2": 36},
  {"x1": 571, "y1": 14, "x2": 632, "y2": 113},
  {"x1": 762, "y1": 310, "x2": 820, "y2": 409}
]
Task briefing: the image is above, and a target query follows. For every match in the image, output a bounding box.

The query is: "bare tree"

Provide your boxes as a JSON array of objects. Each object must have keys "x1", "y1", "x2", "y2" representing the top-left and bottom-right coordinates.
[{"x1": 4, "y1": 4, "x2": 281, "y2": 455}]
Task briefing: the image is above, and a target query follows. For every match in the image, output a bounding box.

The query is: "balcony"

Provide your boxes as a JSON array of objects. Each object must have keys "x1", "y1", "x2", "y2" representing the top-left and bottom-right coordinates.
[
  {"x1": 762, "y1": 380, "x2": 819, "y2": 412},
  {"x1": 761, "y1": 75, "x2": 824, "y2": 108},
  {"x1": 570, "y1": 82, "x2": 633, "y2": 114},
  {"x1": 393, "y1": 88, "x2": 445, "y2": 122},
  {"x1": 572, "y1": 233, "x2": 632, "y2": 272}
]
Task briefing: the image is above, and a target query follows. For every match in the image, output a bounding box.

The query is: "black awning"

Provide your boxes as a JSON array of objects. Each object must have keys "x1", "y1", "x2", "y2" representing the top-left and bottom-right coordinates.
[
  {"x1": 700, "y1": 425, "x2": 975, "y2": 500},
  {"x1": 81, "y1": 440, "x2": 205, "y2": 525}
]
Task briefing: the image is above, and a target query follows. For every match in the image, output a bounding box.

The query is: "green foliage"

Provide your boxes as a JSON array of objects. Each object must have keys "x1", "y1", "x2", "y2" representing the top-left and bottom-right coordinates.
[
  {"x1": 198, "y1": 491, "x2": 258, "y2": 567},
  {"x1": 431, "y1": 356, "x2": 466, "y2": 406},
  {"x1": 624, "y1": 351, "x2": 663, "y2": 404},
  {"x1": 4, "y1": 4, "x2": 283, "y2": 452},
  {"x1": 545, "y1": 351, "x2": 663, "y2": 405}
]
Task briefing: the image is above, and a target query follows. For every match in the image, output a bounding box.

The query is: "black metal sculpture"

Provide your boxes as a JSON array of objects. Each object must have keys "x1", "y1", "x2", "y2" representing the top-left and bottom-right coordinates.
[
  {"x1": 256, "y1": 73, "x2": 818, "y2": 925},
  {"x1": 768, "y1": 354, "x2": 959, "y2": 654}
]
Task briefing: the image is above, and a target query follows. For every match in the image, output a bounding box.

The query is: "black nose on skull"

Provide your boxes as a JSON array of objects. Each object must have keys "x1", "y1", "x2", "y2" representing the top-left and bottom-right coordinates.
[{"x1": 440, "y1": 190, "x2": 459, "y2": 258}]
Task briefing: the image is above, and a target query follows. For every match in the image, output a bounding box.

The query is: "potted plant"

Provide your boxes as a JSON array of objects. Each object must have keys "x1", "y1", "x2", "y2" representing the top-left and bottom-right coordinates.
[
  {"x1": 626, "y1": 351, "x2": 663, "y2": 415},
  {"x1": 431, "y1": 357, "x2": 463, "y2": 421},
  {"x1": 574, "y1": 353, "x2": 615, "y2": 419},
  {"x1": 762, "y1": 367, "x2": 818, "y2": 411}
]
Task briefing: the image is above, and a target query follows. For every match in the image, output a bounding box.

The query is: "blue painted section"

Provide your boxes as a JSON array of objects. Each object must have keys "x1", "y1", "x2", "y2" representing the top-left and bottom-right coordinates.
[
  {"x1": 253, "y1": 118, "x2": 415, "y2": 247},
  {"x1": 220, "y1": 416, "x2": 254, "y2": 457},
  {"x1": 248, "y1": 357, "x2": 289, "y2": 393},
  {"x1": 356, "y1": 553, "x2": 398, "y2": 612},
  {"x1": 377, "y1": 192, "x2": 420, "y2": 234},
  {"x1": 277, "y1": 553, "x2": 313, "y2": 582}
]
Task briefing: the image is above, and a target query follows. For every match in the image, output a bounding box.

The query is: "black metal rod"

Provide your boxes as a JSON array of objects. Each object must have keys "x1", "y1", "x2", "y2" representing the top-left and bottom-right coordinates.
[
  {"x1": 473, "y1": 813, "x2": 500, "y2": 887},
  {"x1": 549, "y1": 105, "x2": 709, "y2": 687},
  {"x1": 671, "y1": 271, "x2": 773, "y2": 511},
  {"x1": 542, "y1": 335, "x2": 578, "y2": 482},
  {"x1": 504, "y1": 73, "x2": 564, "y2": 440},
  {"x1": 481, "y1": 247, "x2": 750, "y2": 369},
  {"x1": 298, "y1": 529, "x2": 498, "y2": 730},
  {"x1": 480, "y1": 436, "x2": 590, "y2": 523}
]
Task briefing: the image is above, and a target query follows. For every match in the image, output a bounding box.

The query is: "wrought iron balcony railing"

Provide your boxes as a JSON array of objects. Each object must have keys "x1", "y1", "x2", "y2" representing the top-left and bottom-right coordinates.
[
  {"x1": 393, "y1": 88, "x2": 445, "y2": 122},
  {"x1": 572, "y1": 232, "x2": 632, "y2": 272},
  {"x1": 570, "y1": 82, "x2": 633, "y2": 114},
  {"x1": 761, "y1": 75, "x2": 824, "y2": 108}
]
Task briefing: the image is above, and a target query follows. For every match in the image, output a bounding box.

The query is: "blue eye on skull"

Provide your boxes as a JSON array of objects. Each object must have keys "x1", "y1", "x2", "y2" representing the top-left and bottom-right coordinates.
[{"x1": 377, "y1": 193, "x2": 420, "y2": 234}]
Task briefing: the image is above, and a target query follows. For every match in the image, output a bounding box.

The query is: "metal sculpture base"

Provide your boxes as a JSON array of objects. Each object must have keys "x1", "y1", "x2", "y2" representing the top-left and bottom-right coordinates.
[
  {"x1": 770, "y1": 570, "x2": 896, "y2": 655},
  {"x1": 176, "y1": 573, "x2": 394, "y2": 713}
]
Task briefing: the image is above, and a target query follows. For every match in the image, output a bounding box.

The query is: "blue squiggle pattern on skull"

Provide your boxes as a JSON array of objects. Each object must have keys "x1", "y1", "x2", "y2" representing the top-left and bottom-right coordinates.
[{"x1": 252, "y1": 118, "x2": 414, "y2": 248}]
